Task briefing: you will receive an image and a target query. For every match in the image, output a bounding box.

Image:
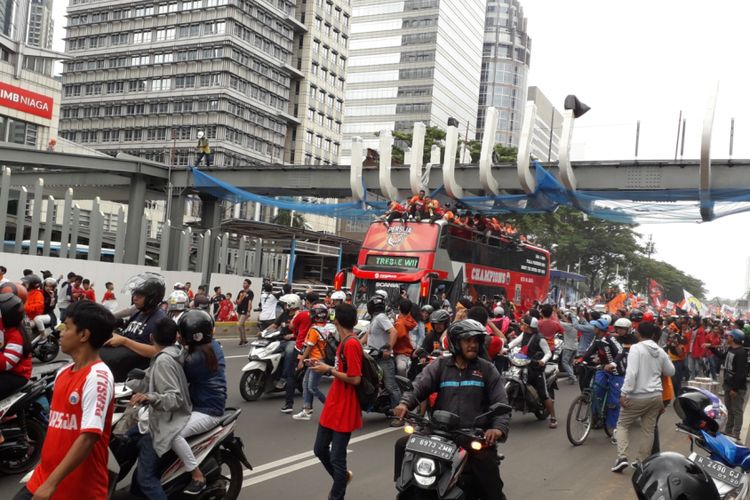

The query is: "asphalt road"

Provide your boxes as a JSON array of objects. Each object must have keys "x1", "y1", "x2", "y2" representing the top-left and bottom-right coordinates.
[{"x1": 0, "y1": 342, "x2": 693, "y2": 499}]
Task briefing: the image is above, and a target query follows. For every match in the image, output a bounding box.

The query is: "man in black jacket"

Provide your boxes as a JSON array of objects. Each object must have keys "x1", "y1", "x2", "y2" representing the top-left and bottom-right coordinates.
[
  {"x1": 723, "y1": 329, "x2": 747, "y2": 438},
  {"x1": 393, "y1": 320, "x2": 510, "y2": 500}
]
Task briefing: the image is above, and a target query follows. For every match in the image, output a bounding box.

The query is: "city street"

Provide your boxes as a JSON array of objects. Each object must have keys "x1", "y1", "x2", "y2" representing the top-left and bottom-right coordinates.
[{"x1": 0, "y1": 341, "x2": 693, "y2": 499}]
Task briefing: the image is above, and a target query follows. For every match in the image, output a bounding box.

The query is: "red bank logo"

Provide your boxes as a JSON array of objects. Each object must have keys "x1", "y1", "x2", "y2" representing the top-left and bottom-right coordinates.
[{"x1": 0, "y1": 82, "x2": 53, "y2": 119}]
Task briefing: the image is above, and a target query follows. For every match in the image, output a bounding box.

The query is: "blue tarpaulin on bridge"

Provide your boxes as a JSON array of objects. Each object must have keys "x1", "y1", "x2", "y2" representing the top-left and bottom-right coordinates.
[{"x1": 191, "y1": 163, "x2": 750, "y2": 224}]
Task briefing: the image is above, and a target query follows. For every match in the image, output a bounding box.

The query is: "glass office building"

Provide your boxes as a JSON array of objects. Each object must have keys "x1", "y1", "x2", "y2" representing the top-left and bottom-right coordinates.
[
  {"x1": 341, "y1": 0, "x2": 485, "y2": 163},
  {"x1": 477, "y1": 0, "x2": 530, "y2": 147}
]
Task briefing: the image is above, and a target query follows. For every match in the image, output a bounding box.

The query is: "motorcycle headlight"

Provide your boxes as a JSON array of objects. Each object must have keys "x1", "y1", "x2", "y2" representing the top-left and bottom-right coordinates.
[
  {"x1": 415, "y1": 458, "x2": 436, "y2": 476},
  {"x1": 414, "y1": 473, "x2": 437, "y2": 486}
]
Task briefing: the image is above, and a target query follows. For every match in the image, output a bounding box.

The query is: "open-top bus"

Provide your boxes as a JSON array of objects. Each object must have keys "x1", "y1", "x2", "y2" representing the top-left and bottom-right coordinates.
[{"x1": 342, "y1": 220, "x2": 550, "y2": 313}]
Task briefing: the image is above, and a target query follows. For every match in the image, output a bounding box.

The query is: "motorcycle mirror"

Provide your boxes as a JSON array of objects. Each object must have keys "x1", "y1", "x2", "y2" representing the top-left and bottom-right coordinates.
[
  {"x1": 474, "y1": 403, "x2": 513, "y2": 426},
  {"x1": 126, "y1": 368, "x2": 146, "y2": 381}
]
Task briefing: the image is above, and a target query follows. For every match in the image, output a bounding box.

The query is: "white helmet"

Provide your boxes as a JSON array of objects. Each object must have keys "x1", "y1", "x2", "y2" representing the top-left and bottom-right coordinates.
[
  {"x1": 375, "y1": 290, "x2": 389, "y2": 299},
  {"x1": 44, "y1": 277, "x2": 57, "y2": 287},
  {"x1": 279, "y1": 293, "x2": 301, "y2": 310},
  {"x1": 493, "y1": 306, "x2": 505, "y2": 317},
  {"x1": 601, "y1": 314, "x2": 612, "y2": 324},
  {"x1": 167, "y1": 290, "x2": 189, "y2": 312},
  {"x1": 331, "y1": 291, "x2": 346, "y2": 302},
  {"x1": 614, "y1": 317, "x2": 632, "y2": 329},
  {"x1": 173, "y1": 282, "x2": 185, "y2": 290},
  {"x1": 197, "y1": 131, "x2": 204, "y2": 139}
]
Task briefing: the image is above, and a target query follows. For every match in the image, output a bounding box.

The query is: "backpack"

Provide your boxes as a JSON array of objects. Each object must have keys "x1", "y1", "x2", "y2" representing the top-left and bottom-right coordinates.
[
  {"x1": 312, "y1": 325, "x2": 339, "y2": 366},
  {"x1": 340, "y1": 337, "x2": 380, "y2": 412}
]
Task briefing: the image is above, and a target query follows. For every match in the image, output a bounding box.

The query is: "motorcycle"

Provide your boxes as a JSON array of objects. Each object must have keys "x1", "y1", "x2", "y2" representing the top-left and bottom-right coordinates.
[
  {"x1": 239, "y1": 328, "x2": 305, "y2": 402},
  {"x1": 502, "y1": 349, "x2": 559, "y2": 421},
  {"x1": 25, "y1": 319, "x2": 60, "y2": 363},
  {"x1": 394, "y1": 403, "x2": 512, "y2": 499},
  {"x1": 106, "y1": 371, "x2": 252, "y2": 499},
  {"x1": 0, "y1": 378, "x2": 48, "y2": 474},
  {"x1": 673, "y1": 390, "x2": 750, "y2": 499}
]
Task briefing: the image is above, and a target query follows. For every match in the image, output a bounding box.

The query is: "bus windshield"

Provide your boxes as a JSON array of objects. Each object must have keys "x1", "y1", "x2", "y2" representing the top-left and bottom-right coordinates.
[{"x1": 353, "y1": 278, "x2": 420, "y2": 316}]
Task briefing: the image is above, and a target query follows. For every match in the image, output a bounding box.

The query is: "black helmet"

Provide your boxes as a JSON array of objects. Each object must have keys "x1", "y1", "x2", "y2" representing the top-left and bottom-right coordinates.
[
  {"x1": 446, "y1": 319, "x2": 486, "y2": 355},
  {"x1": 629, "y1": 309, "x2": 644, "y2": 322},
  {"x1": 429, "y1": 309, "x2": 450, "y2": 329},
  {"x1": 674, "y1": 388, "x2": 722, "y2": 434},
  {"x1": 193, "y1": 294, "x2": 210, "y2": 311},
  {"x1": 0, "y1": 293, "x2": 25, "y2": 328},
  {"x1": 310, "y1": 303, "x2": 329, "y2": 323},
  {"x1": 366, "y1": 295, "x2": 386, "y2": 317},
  {"x1": 21, "y1": 274, "x2": 42, "y2": 291},
  {"x1": 632, "y1": 452, "x2": 719, "y2": 500},
  {"x1": 178, "y1": 309, "x2": 214, "y2": 345},
  {"x1": 123, "y1": 273, "x2": 165, "y2": 310}
]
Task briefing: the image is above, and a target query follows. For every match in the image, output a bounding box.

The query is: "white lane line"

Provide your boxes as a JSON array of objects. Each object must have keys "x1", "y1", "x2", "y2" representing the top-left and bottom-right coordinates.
[
  {"x1": 225, "y1": 354, "x2": 248, "y2": 359},
  {"x1": 241, "y1": 426, "x2": 399, "y2": 485}
]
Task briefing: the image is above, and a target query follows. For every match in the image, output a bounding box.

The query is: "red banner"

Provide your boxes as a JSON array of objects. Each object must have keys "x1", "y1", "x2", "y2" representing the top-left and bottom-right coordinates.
[
  {"x1": 0, "y1": 82, "x2": 54, "y2": 119},
  {"x1": 465, "y1": 263, "x2": 511, "y2": 286},
  {"x1": 649, "y1": 279, "x2": 665, "y2": 309}
]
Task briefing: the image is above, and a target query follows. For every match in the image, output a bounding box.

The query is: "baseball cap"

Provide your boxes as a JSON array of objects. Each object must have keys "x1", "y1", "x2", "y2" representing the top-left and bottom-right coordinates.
[{"x1": 728, "y1": 329, "x2": 744, "y2": 343}]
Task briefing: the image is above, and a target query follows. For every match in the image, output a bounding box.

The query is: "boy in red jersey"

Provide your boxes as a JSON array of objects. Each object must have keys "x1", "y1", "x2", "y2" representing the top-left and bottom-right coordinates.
[{"x1": 17, "y1": 300, "x2": 116, "y2": 500}]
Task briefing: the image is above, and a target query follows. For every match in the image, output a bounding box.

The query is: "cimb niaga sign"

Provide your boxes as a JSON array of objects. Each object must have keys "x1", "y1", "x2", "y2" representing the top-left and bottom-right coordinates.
[{"x1": 0, "y1": 82, "x2": 53, "y2": 120}]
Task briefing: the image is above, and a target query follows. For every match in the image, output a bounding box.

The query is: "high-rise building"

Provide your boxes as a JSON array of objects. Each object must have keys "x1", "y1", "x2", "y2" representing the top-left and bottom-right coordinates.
[
  {"x1": 27, "y1": 0, "x2": 55, "y2": 50},
  {"x1": 0, "y1": 0, "x2": 61, "y2": 148},
  {"x1": 340, "y1": 0, "x2": 486, "y2": 163},
  {"x1": 286, "y1": 0, "x2": 351, "y2": 166},
  {"x1": 527, "y1": 86, "x2": 561, "y2": 162},
  {"x1": 59, "y1": 0, "x2": 305, "y2": 167},
  {"x1": 477, "y1": 0, "x2": 530, "y2": 147}
]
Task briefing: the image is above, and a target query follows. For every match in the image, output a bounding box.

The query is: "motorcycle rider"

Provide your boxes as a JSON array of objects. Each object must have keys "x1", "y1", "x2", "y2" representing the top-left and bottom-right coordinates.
[
  {"x1": 393, "y1": 320, "x2": 510, "y2": 500},
  {"x1": 361, "y1": 295, "x2": 401, "y2": 409},
  {"x1": 100, "y1": 273, "x2": 167, "y2": 382},
  {"x1": 22, "y1": 274, "x2": 45, "y2": 335},
  {"x1": 166, "y1": 289, "x2": 190, "y2": 321},
  {"x1": 280, "y1": 292, "x2": 317, "y2": 413},
  {"x1": 172, "y1": 309, "x2": 228, "y2": 495},
  {"x1": 0, "y1": 293, "x2": 32, "y2": 446},
  {"x1": 507, "y1": 316, "x2": 558, "y2": 428},
  {"x1": 577, "y1": 318, "x2": 625, "y2": 434},
  {"x1": 423, "y1": 308, "x2": 450, "y2": 353}
]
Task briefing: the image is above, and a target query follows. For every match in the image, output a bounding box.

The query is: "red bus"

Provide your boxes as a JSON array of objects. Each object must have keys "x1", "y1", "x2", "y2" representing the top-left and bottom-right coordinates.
[{"x1": 347, "y1": 220, "x2": 551, "y2": 313}]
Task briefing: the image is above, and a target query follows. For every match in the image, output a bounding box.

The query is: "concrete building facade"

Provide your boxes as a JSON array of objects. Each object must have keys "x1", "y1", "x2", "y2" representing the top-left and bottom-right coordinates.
[
  {"x1": 0, "y1": 0, "x2": 62, "y2": 149},
  {"x1": 340, "y1": 0, "x2": 485, "y2": 163},
  {"x1": 527, "y1": 86, "x2": 561, "y2": 162},
  {"x1": 286, "y1": 0, "x2": 351, "y2": 166},
  {"x1": 477, "y1": 0, "x2": 530, "y2": 147},
  {"x1": 59, "y1": 0, "x2": 305, "y2": 168}
]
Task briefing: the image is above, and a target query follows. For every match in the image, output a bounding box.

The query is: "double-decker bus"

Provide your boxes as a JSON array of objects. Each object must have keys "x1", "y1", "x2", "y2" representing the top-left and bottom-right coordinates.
[{"x1": 344, "y1": 220, "x2": 550, "y2": 313}]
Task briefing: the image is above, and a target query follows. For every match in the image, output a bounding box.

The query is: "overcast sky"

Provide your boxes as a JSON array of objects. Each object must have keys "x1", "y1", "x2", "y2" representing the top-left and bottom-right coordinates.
[{"x1": 49, "y1": 0, "x2": 750, "y2": 299}]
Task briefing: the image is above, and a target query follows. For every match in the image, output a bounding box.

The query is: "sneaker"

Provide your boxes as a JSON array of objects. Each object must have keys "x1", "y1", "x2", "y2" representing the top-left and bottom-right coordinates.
[
  {"x1": 280, "y1": 404, "x2": 294, "y2": 414},
  {"x1": 549, "y1": 418, "x2": 558, "y2": 429},
  {"x1": 347, "y1": 470, "x2": 353, "y2": 484},
  {"x1": 274, "y1": 380, "x2": 286, "y2": 391},
  {"x1": 611, "y1": 457, "x2": 629, "y2": 473},
  {"x1": 630, "y1": 460, "x2": 640, "y2": 470},
  {"x1": 184, "y1": 479, "x2": 206, "y2": 496},
  {"x1": 292, "y1": 409, "x2": 313, "y2": 420}
]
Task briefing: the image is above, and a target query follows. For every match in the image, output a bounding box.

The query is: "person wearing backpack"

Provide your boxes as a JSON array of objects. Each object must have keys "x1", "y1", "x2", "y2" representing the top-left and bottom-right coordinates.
[
  {"x1": 310, "y1": 304, "x2": 363, "y2": 500},
  {"x1": 292, "y1": 304, "x2": 330, "y2": 420}
]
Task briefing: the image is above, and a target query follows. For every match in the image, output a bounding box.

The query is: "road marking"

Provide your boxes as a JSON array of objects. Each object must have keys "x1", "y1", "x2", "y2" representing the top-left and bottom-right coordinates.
[
  {"x1": 241, "y1": 426, "x2": 399, "y2": 486},
  {"x1": 225, "y1": 354, "x2": 248, "y2": 359}
]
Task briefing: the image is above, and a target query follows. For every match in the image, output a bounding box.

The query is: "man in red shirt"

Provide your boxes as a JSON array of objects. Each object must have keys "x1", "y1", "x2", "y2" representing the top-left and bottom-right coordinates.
[
  {"x1": 311, "y1": 303, "x2": 362, "y2": 500},
  {"x1": 538, "y1": 304, "x2": 564, "y2": 351},
  {"x1": 81, "y1": 279, "x2": 96, "y2": 302},
  {"x1": 20, "y1": 300, "x2": 115, "y2": 500},
  {"x1": 280, "y1": 291, "x2": 317, "y2": 413},
  {"x1": 687, "y1": 317, "x2": 707, "y2": 379}
]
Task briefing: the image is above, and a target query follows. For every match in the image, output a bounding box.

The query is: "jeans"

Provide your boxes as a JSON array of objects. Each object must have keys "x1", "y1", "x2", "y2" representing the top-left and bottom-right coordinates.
[
  {"x1": 284, "y1": 344, "x2": 301, "y2": 406},
  {"x1": 724, "y1": 388, "x2": 746, "y2": 438},
  {"x1": 708, "y1": 356, "x2": 720, "y2": 379},
  {"x1": 314, "y1": 424, "x2": 352, "y2": 500},
  {"x1": 303, "y1": 367, "x2": 326, "y2": 409},
  {"x1": 615, "y1": 395, "x2": 663, "y2": 461},
  {"x1": 133, "y1": 433, "x2": 167, "y2": 500},
  {"x1": 593, "y1": 371, "x2": 624, "y2": 430},
  {"x1": 671, "y1": 360, "x2": 685, "y2": 396},
  {"x1": 561, "y1": 348, "x2": 577, "y2": 379},
  {"x1": 172, "y1": 411, "x2": 224, "y2": 472},
  {"x1": 377, "y1": 357, "x2": 400, "y2": 408},
  {"x1": 195, "y1": 152, "x2": 213, "y2": 167}
]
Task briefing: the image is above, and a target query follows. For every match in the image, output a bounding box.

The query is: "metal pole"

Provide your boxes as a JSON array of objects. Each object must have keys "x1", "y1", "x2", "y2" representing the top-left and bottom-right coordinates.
[
  {"x1": 634, "y1": 120, "x2": 641, "y2": 158},
  {"x1": 680, "y1": 118, "x2": 687, "y2": 159},
  {"x1": 674, "y1": 110, "x2": 682, "y2": 161},
  {"x1": 547, "y1": 111, "x2": 555, "y2": 162},
  {"x1": 730, "y1": 117, "x2": 735, "y2": 157}
]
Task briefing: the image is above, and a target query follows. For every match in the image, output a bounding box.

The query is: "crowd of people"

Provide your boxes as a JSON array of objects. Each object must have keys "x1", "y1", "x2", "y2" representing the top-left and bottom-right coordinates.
[
  {"x1": 1, "y1": 260, "x2": 748, "y2": 499},
  {"x1": 379, "y1": 190, "x2": 528, "y2": 243}
]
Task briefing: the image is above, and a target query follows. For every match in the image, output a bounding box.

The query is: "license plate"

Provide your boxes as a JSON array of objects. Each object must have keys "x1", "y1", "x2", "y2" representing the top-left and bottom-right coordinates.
[
  {"x1": 406, "y1": 435, "x2": 456, "y2": 461},
  {"x1": 693, "y1": 454, "x2": 742, "y2": 488}
]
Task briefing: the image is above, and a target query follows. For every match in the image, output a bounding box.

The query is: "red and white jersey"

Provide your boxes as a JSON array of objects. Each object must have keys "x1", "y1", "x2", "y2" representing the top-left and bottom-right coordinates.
[{"x1": 28, "y1": 361, "x2": 114, "y2": 500}]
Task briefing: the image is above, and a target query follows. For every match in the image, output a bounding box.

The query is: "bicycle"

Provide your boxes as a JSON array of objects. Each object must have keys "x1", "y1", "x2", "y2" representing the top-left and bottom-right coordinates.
[{"x1": 566, "y1": 363, "x2": 616, "y2": 446}]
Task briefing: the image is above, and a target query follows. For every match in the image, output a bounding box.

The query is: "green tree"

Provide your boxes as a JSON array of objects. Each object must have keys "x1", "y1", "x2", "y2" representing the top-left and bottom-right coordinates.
[
  {"x1": 391, "y1": 126, "x2": 447, "y2": 165},
  {"x1": 273, "y1": 210, "x2": 306, "y2": 229}
]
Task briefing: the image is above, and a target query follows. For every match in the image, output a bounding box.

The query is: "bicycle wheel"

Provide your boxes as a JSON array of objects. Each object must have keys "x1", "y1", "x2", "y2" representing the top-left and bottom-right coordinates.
[{"x1": 566, "y1": 395, "x2": 592, "y2": 446}]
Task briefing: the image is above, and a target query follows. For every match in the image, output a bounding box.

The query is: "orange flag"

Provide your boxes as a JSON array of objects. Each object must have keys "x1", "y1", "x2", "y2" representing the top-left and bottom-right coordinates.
[{"x1": 607, "y1": 292, "x2": 627, "y2": 314}]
